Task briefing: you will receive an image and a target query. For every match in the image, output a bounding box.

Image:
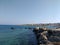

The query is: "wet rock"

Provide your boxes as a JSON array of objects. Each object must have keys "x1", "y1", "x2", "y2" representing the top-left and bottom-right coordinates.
[
  {"x1": 47, "y1": 30, "x2": 53, "y2": 38},
  {"x1": 33, "y1": 27, "x2": 45, "y2": 33},
  {"x1": 48, "y1": 36, "x2": 60, "y2": 42},
  {"x1": 33, "y1": 27, "x2": 40, "y2": 31},
  {"x1": 33, "y1": 27, "x2": 40, "y2": 34}
]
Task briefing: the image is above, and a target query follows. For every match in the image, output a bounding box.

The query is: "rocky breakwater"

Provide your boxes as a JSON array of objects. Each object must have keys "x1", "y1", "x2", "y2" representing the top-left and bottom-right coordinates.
[{"x1": 33, "y1": 27, "x2": 60, "y2": 45}]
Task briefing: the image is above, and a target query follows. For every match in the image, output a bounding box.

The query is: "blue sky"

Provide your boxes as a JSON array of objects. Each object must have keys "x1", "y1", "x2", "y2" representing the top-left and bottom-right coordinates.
[{"x1": 0, "y1": 0, "x2": 60, "y2": 25}]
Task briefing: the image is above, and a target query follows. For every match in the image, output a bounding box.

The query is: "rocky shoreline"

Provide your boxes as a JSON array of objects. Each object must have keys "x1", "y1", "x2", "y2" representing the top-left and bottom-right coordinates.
[{"x1": 33, "y1": 27, "x2": 60, "y2": 45}]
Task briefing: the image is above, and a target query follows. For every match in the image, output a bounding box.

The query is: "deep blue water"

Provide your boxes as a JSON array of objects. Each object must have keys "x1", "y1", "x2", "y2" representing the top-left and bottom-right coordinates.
[{"x1": 0, "y1": 25, "x2": 37, "y2": 45}]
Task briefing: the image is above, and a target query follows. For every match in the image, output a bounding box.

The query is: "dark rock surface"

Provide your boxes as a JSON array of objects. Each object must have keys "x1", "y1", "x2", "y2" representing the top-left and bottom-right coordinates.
[
  {"x1": 33, "y1": 27, "x2": 60, "y2": 45},
  {"x1": 11, "y1": 27, "x2": 15, "y2": 30}
]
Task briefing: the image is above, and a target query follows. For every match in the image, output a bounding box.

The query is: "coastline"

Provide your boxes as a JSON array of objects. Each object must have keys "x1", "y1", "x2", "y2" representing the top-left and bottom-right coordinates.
[{"x1": 33, "y1": 27, "x2": 60, "y2": 45}]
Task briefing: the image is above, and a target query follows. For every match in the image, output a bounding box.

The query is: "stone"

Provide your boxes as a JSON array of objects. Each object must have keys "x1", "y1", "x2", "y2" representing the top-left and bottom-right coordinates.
[{"x1": 11, "y1": 27, "x2": 14, "y2": 30}]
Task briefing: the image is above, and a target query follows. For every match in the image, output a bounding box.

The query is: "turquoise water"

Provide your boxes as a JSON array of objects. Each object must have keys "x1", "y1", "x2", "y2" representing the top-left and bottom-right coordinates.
[{"x1": 0, "y1": 25, "x2": 37, "y2": 45}]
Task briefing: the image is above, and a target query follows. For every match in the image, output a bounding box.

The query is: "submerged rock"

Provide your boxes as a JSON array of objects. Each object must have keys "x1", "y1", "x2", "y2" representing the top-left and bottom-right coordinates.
[
  {"x1": 25, "y1": 27, "x2": 27, "y2": 29},
  {"x1": 11, "y1": 27, "x2": 15, "y2": 30},
  {"x1": 28, "y1": 27, "x2": 32, "y2": 29}
]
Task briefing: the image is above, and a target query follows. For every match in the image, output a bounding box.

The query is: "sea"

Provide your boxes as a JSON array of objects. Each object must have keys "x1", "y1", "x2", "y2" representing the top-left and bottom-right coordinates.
[
  {"x1": 0, "y1": 25, "x2": 58, "y2": 45},
  {"x1": 0, "y1": 25, "x2": 37, "y2": 45}
]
